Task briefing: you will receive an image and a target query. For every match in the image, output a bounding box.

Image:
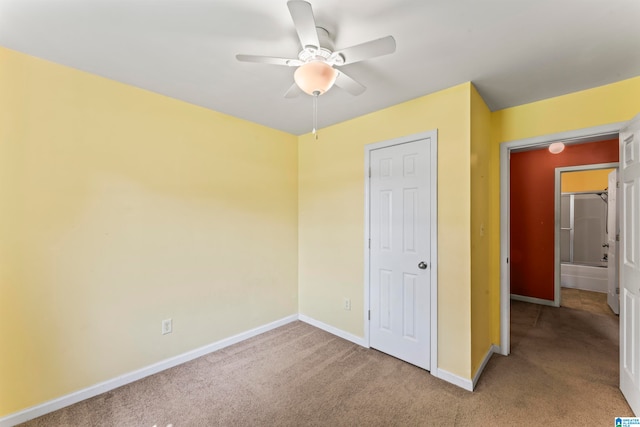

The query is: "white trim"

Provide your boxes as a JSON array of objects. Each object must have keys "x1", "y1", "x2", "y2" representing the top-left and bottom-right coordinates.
[
  {"x1": 499, "y1": 142, "x2": 511, "y2": 356},
  {"x1": 363, "y1": 130, "x2": 438, "y2": 374},
  {"x1": 473, "y1": 344, "x2": 500, "y2": 389},
  {"x1": 435, "y1": 368, "x2": 473, "y2": 392},
  {"x1": 298, "y1": 314, "x2": 367, "y2": 347},
  {"x1": 0, "y1": 315, "x2": 298, "y2": 427},
  {"x1": 553, "y1": 163, "x2": 618, "y2": 307},
  {"x1": 499, "y1": 121, "x2": 625, "y2": 357},
  {"x1": 433, "y1": 345, "x2": 498, "y2": 393},
  {"x1": 363, "y1": 144, "x2": 372, "y2": 348},
  {"x1": 429, "y1": 133, "x2": 439, "y2": 373},
  {"x1": 510, "y1": 294, "x2": 556, "y2": 307},
  {"x1": 500, "y1": 123, "x2": 622, "y2": 152}
]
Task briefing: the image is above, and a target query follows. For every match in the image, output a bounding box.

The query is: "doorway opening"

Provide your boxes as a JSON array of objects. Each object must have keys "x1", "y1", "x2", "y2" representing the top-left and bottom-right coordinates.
[
  {"x1": 501, "y1": 114, "x2": 640, "y2": 413},
  {"x1": 555, "y1": 164, "x2": 619, "y2": 312},
  {"x1": 499, "y1": 122, "x2": 624, "y2": 355}
]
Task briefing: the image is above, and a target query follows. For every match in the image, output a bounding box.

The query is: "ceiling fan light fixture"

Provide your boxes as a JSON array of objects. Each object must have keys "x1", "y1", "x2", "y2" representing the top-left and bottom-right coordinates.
[
  {"x1": 548, "y1": 142, "x2": 565, "y2": 154},
  {"x1": 294, "y1": 60, "x2": 338, "y2": 95}
]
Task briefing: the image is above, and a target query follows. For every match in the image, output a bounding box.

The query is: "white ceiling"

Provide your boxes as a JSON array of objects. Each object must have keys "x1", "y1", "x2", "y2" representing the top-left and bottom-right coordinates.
[{"x1": 1, "y1": 0, "x2": 639, "y2": 135}]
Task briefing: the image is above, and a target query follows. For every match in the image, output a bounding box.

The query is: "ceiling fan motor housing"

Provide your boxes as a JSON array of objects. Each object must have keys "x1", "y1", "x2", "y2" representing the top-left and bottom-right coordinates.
[{"x1": 298, "y1": 46, "x2": 344, "y2": 67}]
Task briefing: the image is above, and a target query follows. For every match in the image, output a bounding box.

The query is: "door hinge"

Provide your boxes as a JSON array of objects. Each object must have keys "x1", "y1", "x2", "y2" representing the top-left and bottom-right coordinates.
[
  {"x1": 617, "y1": 181, "x2": 620, "y2": 188},
  {"x1": 616, "y1": 234, "x2": 620, "y2": 242},
  {"x1": 617, "y1": 287, "x2": 620, "y2": 295},
  {"x1": 368, "y1": 238, "x2": 371, "y2": 249},
  {"x1": 369, "y1": 167, "x2": 372, "y2": 178},
  {"x1": 506, "y1": 257, "x2": 509, "y2": 264},
  {"x1": 368, "y1": 310, "x2": 371, "y2": 320}
]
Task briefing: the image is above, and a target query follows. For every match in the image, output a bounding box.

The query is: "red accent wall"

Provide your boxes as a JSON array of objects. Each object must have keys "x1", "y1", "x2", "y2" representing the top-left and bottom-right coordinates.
[{"x1": 510, "y1": 139, "x2": 619, "y2": 300}]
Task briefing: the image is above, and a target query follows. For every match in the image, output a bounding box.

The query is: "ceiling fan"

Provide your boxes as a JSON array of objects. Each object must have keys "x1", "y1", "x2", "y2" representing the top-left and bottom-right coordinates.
[{"x1": 236, "y1": 0, "x2": 396, "y2": 99}]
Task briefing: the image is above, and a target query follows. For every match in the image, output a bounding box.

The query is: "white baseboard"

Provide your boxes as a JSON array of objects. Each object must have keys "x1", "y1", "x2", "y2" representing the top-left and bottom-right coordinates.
[
  {"x1": 298, "y1": 314, "x2": 367, "y2": 347},
  {"x1": 299, "y1": 314, "x2": 485, "y2": 393},
  {"x1": 496, "y1": 342, "x2": 509, "y2": 356},
  {"x1": 434, "y1": 368, "x2": 474, "y2": 392},
  {"x1": 472, "y1": 344, "x2": 499, "y2": 389},
  {"x1": 0, "y1": 314, "x2": 298, "y2": 427},
  {"x1": 511, "y1": 293, "x2": 557, "y2": 307},
  {"x1": 431, "y1": 344, "x2": 498, "y2": 392},
  {"x1": 299, "y1": 315, "x2": 486, "y2": 394},
  {"x1": 3, "y1": 313, "x2": 486, "y2": 425}
]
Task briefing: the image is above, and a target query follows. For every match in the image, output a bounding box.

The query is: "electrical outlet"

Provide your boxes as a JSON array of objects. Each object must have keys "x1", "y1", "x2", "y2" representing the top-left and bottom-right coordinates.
[
  {"x1": 343, "y1": 298, "x2": 351, "y2": 311},
  {"x1": 162, "y1": 318, "x2": 172, "y2": 335}
]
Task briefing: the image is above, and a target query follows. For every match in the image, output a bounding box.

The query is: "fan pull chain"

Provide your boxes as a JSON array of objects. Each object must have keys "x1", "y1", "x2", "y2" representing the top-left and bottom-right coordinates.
[{"x1": 312, "y1": 91, "x2": 319, "y2": 140}]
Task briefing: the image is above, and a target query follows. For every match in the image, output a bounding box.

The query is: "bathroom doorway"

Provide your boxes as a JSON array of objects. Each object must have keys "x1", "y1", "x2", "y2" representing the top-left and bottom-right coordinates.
[{"x1": 555, "y1": 164, "x2": 619, "y2": 312}]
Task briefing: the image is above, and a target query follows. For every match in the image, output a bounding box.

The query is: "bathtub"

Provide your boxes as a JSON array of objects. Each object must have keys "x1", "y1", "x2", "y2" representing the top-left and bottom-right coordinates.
[{"x1": 560, "y1": 262, "x2": 608, "y2": 293}]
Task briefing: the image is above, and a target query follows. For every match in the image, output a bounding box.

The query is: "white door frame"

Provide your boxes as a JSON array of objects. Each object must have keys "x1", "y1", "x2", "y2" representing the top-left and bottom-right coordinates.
[
  {"x1": 499, "y1": 122, "x2": 624, "y2": 356},
  {"x1": 364, "y1": 130, "x2": 438, "y2": 373},
  {"x1": 554, "y1": 163, "x2": 619, "y2": 306},
  {"x1": 607, "y1": 169, "x2": 620, "y2": 315}
]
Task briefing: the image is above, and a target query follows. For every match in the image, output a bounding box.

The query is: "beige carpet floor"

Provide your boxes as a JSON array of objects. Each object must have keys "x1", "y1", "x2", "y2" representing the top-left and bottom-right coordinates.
[
  {"x1": 19, "y1": 295, "x2": 632, "y2": 426},
  {"x1": 560, "y1": 287, "x2": 613, "y2": 315}
]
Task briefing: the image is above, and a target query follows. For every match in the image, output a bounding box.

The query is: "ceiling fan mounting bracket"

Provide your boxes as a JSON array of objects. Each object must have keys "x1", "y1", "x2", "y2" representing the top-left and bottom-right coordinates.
[
  {"x1": 293, "y1": 26, "x2": 345, "y2": 67},
  {"x1": 297, "y1": 46, "x2": 344, "y2": 66}
]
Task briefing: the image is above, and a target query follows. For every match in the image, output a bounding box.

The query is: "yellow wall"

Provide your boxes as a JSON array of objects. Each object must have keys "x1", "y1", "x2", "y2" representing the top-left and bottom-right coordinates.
[
  {"x1": 470, "y1": 85, "x2": 493, "y2": 376},
  {"x1": 492, "y1": 77, "x2": 640, "y2": 143},
  {"x1": 298, "y1": 83, "x2": 473, "y2": 378},
  {"x1": 489, "y1": 76, "x2": 640, "y2": 344},
  {"x1": 561, "y1": 169, "x2": 615, "y2": 193},
  {"x1": 0, "y1": 47, "x2": 299, "y2": 416}
]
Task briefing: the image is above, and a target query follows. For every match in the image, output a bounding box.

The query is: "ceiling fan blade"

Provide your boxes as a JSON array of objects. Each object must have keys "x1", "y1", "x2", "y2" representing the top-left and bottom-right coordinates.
[
  {"x1": 287, "y1": 1, "x2": 320, "y2": 49},
  {"x1": 236, "y1": 54, "x2": 302, "y2": 67},
  {"x1": 334, "y1": 71, "x2": 366, "y2": 96},
  {"x1": 284, "y1": 83, "x2": 302, "y2": 98},
  {"x1": 334, "y1": 35, "x2": 396, "y2": 65}
]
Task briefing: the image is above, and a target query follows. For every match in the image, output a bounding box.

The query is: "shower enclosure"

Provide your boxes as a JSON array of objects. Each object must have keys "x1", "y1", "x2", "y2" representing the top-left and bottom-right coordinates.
[{"x1": 560, "y1": 192, "x2": 609, "y2": 292}]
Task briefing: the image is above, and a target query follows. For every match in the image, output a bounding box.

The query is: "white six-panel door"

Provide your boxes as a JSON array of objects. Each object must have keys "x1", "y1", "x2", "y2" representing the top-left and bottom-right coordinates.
[
  {"x1": 620, "y1": 114, "x2": 640, "y2": 415},
  {"x1": 369, "y1": 138, "x2": 431, "y2": 370}
]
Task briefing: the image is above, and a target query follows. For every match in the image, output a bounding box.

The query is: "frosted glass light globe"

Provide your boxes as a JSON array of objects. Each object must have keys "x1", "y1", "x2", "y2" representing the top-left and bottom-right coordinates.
[
  {"x1": 294, "y1": 61, "x2": 338, "y2": 95},
  {"x1": 548, "y1": 142, "x2": 565, "y2": 154}
]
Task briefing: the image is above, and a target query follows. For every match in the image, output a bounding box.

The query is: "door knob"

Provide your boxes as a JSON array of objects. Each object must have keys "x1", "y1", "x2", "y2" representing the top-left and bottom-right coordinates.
[{"x1": 418, "y1": 261, "x2": 428, "y2": 270}]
